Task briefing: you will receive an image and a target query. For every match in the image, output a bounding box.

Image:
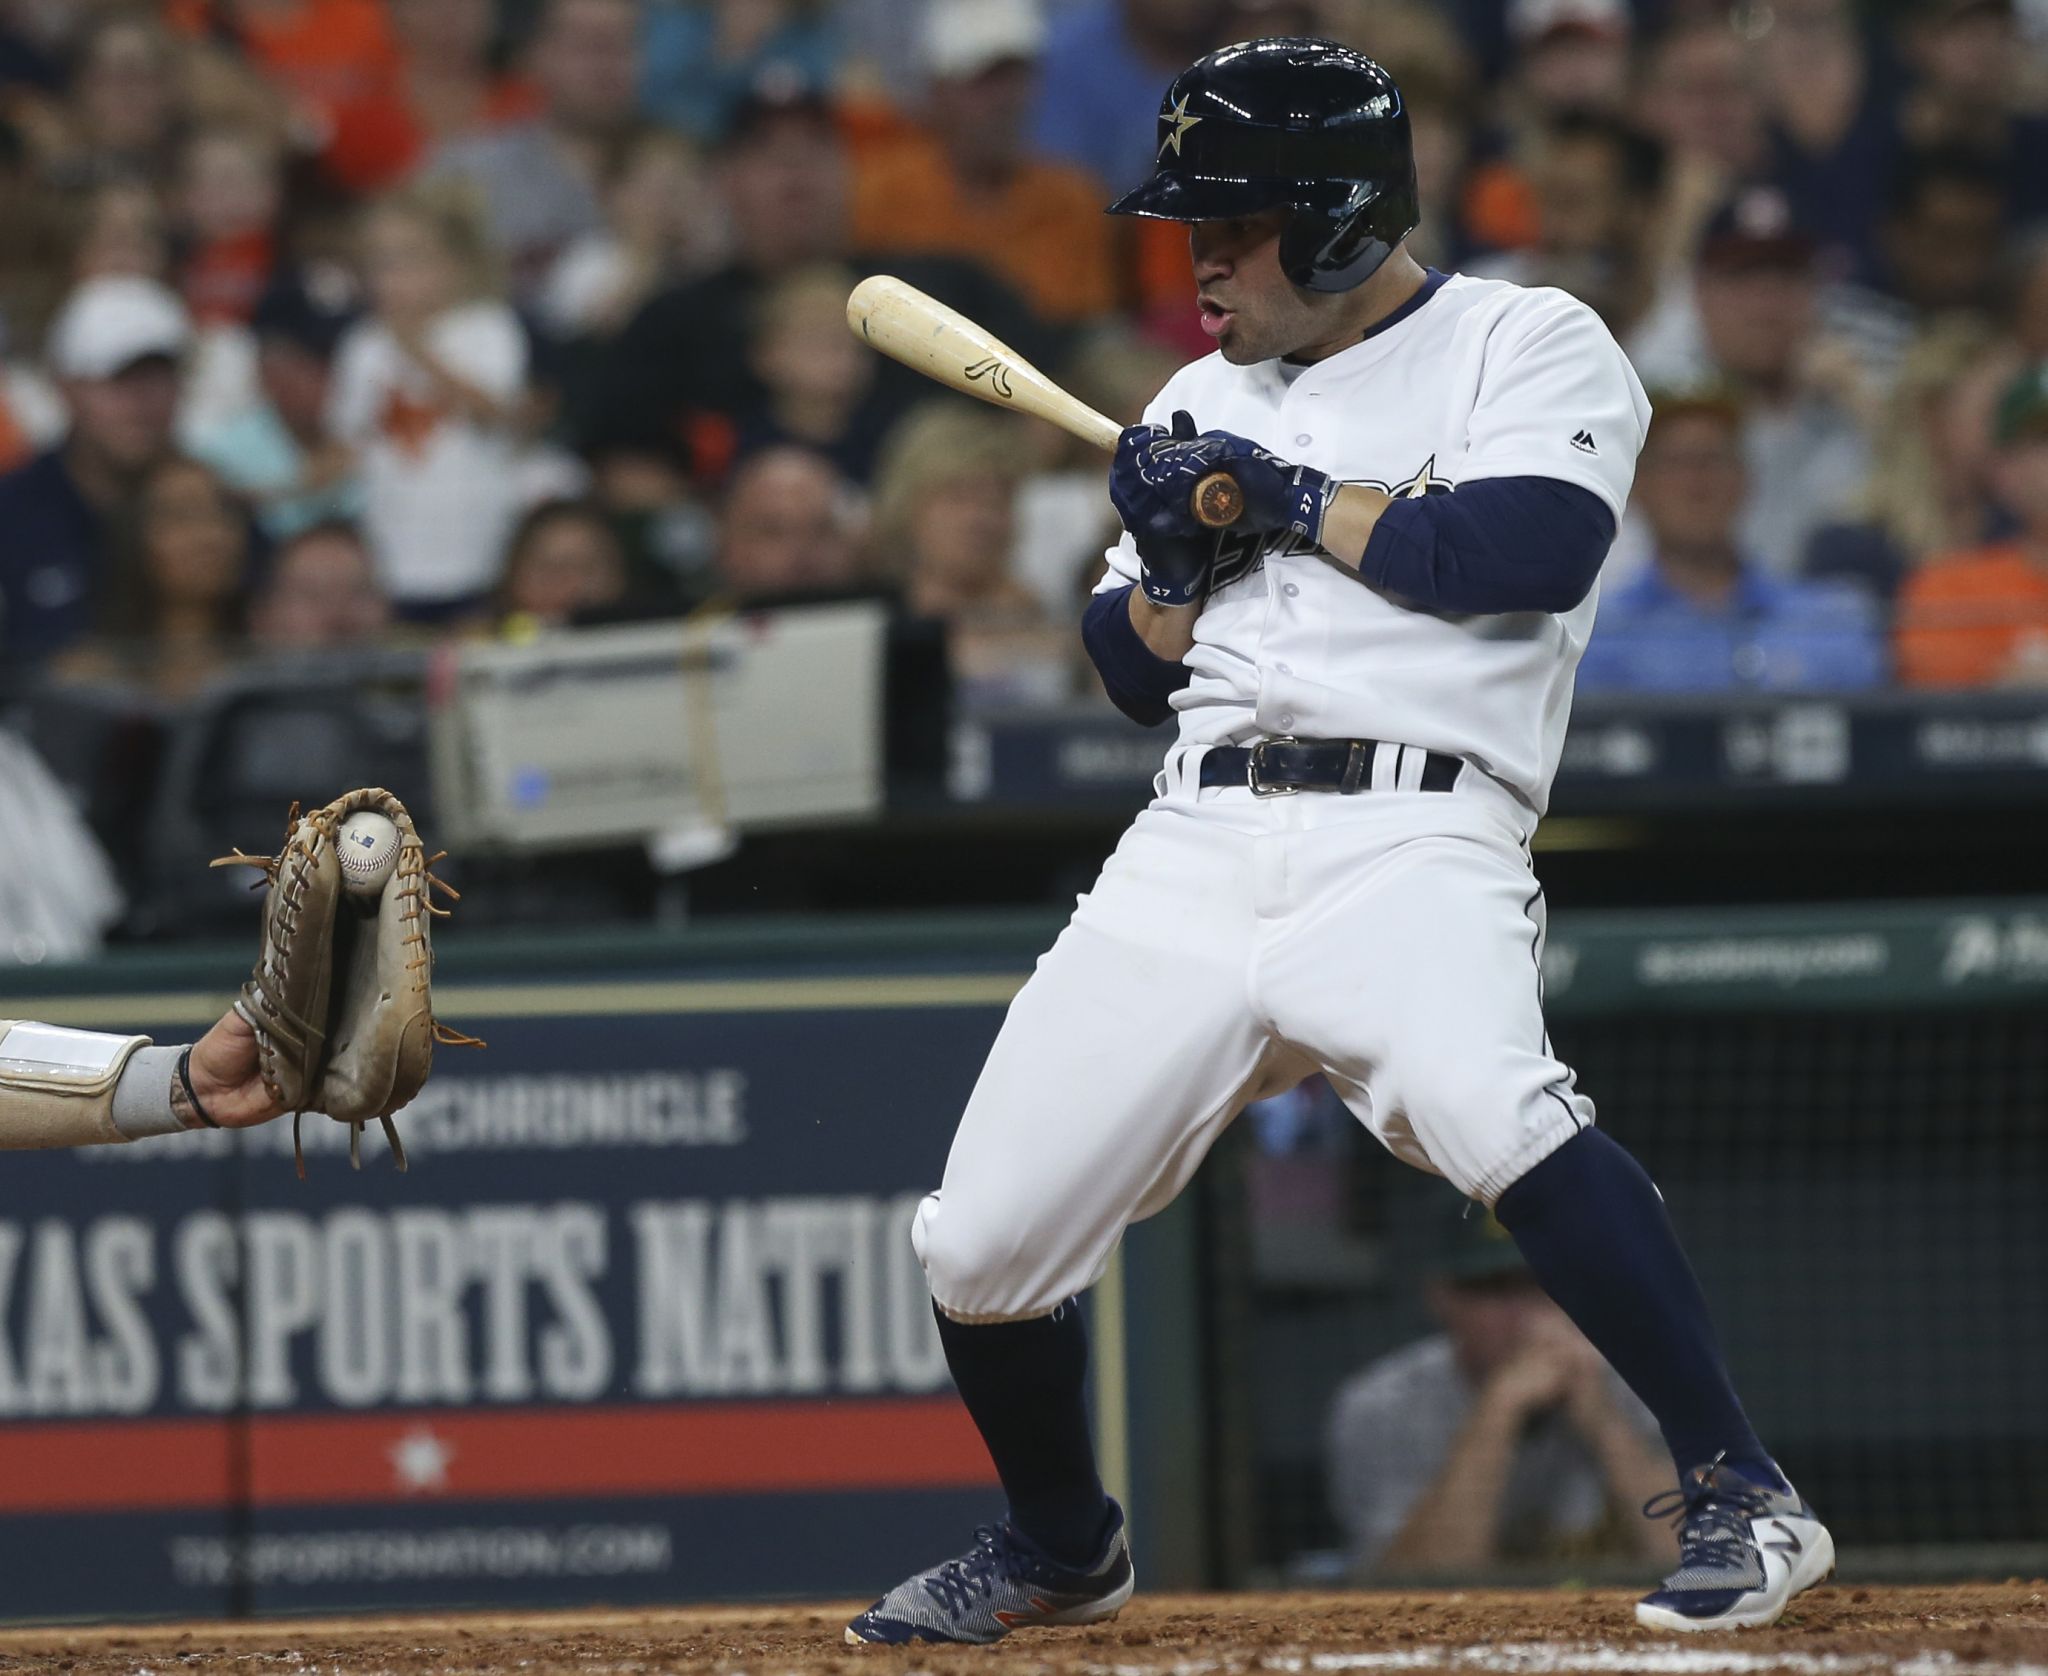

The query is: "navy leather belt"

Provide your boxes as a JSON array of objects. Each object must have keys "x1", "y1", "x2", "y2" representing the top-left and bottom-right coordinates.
[{"x1": 1198, "y1": 737, "x2": 1464, "y2": 797}]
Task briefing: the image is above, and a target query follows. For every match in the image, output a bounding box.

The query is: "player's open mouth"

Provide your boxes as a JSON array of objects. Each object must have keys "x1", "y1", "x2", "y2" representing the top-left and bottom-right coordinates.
[{"x1": 1198, "y1": 298, "x2": 1234, "y2": 338}]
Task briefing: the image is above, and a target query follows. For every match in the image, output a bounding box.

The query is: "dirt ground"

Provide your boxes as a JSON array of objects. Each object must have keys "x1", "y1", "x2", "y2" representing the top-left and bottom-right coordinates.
[{"x1": 0, "y1": 1585, "x2": 2044, "y2": 1676}]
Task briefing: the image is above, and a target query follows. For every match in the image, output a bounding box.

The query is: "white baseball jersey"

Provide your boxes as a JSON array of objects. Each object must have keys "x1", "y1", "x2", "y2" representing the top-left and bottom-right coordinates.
[
  {"x1": 917, "y1": 272, "x2": 1648, "y2": 1325},
  {"x1": 1096, "y1": 272, "x2": 1651, "y2": 813}
]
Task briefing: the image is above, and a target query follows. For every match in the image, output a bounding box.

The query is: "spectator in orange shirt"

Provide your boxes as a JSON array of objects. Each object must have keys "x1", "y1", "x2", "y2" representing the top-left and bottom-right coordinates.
[
  {"x1": 322, "y1": 0, "x2": 542, "y2": 197},
  {"x1": 164, "y1": 0, "x2": 399, "y2": 149},
  {"x1": 1461, "y1": 0, "x2": 1633, "y2": 258},
  {"x1": 1897, "y1": 364, "x2": 2048, "y2": 687},
  {"x1": 851, "y1": 0, "x2": 1115, "y2": 325},
  {"x1": 176, "y1": 127, "x2": 282, "y2": 327}
]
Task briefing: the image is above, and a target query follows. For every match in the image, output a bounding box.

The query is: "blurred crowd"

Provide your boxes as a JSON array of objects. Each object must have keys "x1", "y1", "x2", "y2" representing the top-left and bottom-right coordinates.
[{"x1": 5, "y1": 0, "x2": 2048, "y2": 733}]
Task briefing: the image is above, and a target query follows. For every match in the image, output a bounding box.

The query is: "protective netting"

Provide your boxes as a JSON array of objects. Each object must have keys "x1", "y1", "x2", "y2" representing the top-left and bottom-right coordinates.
[{"x1": 1236, "y1": 1007, "x2": 2048, "y2": 1582}]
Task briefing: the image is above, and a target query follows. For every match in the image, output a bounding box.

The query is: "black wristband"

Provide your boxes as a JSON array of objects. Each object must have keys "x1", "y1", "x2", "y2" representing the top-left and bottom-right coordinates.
[{"x1": 176, "y1": 1045, "x2": 221, "y2": 1130}]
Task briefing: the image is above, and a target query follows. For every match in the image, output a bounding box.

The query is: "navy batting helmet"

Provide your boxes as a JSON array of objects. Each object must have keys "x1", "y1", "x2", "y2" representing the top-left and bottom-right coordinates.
[{"x1": 1106, "y1": 37, "x2": 1419, "y2": 294}]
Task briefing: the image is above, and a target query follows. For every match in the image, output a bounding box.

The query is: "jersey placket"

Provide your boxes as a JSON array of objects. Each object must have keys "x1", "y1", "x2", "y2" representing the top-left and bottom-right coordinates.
[{"x1": 1256, "y1": 373, "x2": 1333, "y2": 740}]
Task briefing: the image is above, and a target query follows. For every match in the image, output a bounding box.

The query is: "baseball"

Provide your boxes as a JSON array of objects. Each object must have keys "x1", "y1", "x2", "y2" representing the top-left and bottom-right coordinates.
[{"x1": 335, "y1": 811, "x2": 401, "y2": 897}]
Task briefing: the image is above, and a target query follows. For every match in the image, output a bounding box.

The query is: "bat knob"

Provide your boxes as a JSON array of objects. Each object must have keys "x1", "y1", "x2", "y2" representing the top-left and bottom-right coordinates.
[{"x1": 1192, "y1": 471, "x2": 1243, "y2": 529}]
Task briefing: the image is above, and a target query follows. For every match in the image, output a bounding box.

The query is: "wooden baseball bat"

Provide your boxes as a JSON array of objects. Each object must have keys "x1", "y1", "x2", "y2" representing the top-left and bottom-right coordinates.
[{"x1": 846, "y1": 274, "x2": 1244, "y2": 529}]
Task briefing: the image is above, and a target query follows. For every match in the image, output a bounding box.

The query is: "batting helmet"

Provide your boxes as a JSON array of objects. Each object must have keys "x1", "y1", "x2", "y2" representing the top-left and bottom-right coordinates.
[{"x1": 1106, "y1": 36, "x2": 1420, "y2": 294}]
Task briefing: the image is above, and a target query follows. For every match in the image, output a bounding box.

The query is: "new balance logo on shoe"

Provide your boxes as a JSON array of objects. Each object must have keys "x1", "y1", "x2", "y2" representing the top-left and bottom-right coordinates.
[
  {"x1": 1570, "y1": 429, "x2": 1598, "y2": 454},
  {"x1": 1766, "y1": 1520, "x2": 1804, "y2": 1556}
]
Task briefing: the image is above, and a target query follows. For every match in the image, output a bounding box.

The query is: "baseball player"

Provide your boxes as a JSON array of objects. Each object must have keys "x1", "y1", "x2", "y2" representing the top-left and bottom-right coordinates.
[
  {"x1": 0, "y1": 1008, "x2": 286, "y2": 1146},
  {"x1": 848, "y1": 38, "x2": 1833, "y2": 1645}
]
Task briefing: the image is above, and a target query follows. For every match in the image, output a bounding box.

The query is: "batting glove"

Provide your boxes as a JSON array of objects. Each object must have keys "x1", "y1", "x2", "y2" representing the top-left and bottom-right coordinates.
[
  {"x1": 1134, "y1": 528, "x2": 1218, "y2": 608},
  {"x1": 1111, "y1": 410, "x2": 1213, "y2": 547},
  {"x1": 1111, "y1": 410, "x2": 1338, "y2": 553},
  {"x1": 1109, "y1": 414, "x2": 1217, "y2": 606},
  {"x1": 1184, "y1": 426, "x2": 1339, "y2": 549}
]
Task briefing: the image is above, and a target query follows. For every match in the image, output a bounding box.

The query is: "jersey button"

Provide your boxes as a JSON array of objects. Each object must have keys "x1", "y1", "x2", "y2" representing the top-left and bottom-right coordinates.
[
  {"x1": 1283, "y1": 583, "x2": 1300, "y2": 597},
  {"x1": 1278, "y1": 712, "x2": 1296, "y2": 728},
  {"x1": 1295, "y1": 433, "x2": 1313, "y2": 446},
  {"x1": 1277, "y1": 662, "x2": 1293, "y2": 674}
]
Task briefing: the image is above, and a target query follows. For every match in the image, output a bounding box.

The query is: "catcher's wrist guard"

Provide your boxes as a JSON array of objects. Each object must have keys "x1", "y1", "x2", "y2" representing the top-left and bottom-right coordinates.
[
  {"x1": 215, "y1": 787, "x2": 482, "y2": 1175},
  {"x1": 0, "y1": 1021, "x2": 151, "y2": 1148}
]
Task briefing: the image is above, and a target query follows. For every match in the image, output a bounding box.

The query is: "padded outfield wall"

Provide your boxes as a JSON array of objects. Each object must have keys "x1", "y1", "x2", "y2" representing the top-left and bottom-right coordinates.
[{"x1": 0, "y1": 903, "x2": 2038, "y2": 1619}]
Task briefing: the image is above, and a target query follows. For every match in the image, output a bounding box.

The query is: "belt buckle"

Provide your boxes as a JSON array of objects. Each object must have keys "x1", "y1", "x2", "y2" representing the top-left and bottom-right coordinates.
[{"x1": 1247, "y1": 736, "x2": 1299, "y2": 797}]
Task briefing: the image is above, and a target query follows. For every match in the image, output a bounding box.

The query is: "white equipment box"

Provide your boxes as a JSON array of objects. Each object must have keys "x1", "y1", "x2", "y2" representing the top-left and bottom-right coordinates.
[{"x1": 429, "y1": 602, "x2": 889, "y2": 852}]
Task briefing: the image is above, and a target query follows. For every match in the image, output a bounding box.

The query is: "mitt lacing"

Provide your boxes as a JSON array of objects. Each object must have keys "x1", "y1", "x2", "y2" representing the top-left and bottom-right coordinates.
[
  {"x1": 401, "y1": 844, "x2": 486, "y2": 1049},
  {"x1": 212, "y1": 803, "x2": 327, "y2": 1112}
]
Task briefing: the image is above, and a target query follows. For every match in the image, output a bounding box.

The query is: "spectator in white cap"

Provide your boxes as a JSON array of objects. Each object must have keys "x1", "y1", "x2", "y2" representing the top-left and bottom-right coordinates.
[
  {"x1": 851, "y1": 0, "x2": 1114, "y2": 323},
  {"x1": 0, "y1": 275, "x2": 190, "y2": 663}
]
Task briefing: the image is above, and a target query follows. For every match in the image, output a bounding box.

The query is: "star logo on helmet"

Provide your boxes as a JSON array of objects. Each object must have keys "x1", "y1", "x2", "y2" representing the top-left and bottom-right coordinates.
[{"x1": 1159, "y1": 94, "x2": 1202, "y2": 159}]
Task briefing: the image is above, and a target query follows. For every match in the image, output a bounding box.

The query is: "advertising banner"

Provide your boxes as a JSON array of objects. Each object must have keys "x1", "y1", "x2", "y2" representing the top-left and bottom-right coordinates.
[{"x1": 0, "y1": 976, "x2": 1032, "y2": 1619}]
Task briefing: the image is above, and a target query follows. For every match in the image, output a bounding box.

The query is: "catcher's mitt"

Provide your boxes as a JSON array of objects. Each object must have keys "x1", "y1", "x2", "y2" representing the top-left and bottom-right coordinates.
[{"x1": 213, "y1": 787, "x2": 482, "y2": 1175}]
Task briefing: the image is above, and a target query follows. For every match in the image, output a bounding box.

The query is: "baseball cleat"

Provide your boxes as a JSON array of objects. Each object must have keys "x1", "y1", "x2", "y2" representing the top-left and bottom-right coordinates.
[
  {"x1": 1636, "y1": 1458, "x2": 1835, "y2": 1631},
  {"x1": 844, "y1": 1500, "x2": 1134, "y2": 1645}
]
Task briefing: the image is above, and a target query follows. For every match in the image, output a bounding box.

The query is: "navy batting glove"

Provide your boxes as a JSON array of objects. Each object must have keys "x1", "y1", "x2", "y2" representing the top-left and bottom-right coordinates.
[
  {"x1": 1111, "y1": 409, "x2": 1212, "y2": 546},
  {"x1": 1190, "y1": 427, "x2": 1339, "y2": 548},
  {"x1": 1111, "y1": 411, "x2": 1338, "y2": 552},
  {"x1": 1134, "y1": 528, "x2": 1216, "y2": 608}
]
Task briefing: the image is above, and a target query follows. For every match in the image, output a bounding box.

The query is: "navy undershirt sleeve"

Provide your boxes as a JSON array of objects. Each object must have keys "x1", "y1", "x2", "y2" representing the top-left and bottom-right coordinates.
[
  {"x1": 1081, "y1": 583, "x2": 1191, "y2": 727},
  {"x1": 1357, "y1": 476, "x2": 1616, "y2": 615}
]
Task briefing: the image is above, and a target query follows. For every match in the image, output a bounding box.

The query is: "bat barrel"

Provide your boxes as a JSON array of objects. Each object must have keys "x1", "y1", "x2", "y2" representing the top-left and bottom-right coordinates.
[
  {"x1": 846, "y1": 275, "x2": 1123, "y2": 452},
  {"x1": 847, "y1": 274, "x2": 1244, "y2": 530}
]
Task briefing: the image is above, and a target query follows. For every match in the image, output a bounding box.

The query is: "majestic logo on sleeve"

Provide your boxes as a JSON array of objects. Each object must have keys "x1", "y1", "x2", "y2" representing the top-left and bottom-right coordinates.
[{"x1": 1208, "y1": 455, "x2": 1456, "y2": 593}]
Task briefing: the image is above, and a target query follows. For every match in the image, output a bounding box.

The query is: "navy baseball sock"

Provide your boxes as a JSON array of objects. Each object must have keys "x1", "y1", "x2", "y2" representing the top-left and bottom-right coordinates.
[
  {"x1": 1492, "y1": 1129, "x2": 1786, "y2": 1491},
  {"x1": 934, "y1": 1299, "x2": 1113, "y2": 1568}
]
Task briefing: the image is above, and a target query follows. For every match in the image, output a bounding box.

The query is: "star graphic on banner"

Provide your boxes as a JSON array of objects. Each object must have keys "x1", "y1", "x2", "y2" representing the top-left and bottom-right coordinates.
[
  {"x1": 389, "y1": 1426, "x2": 455, "y2": 1493},
  {"x1": 1159, "y1": 94, "x2": 1203, "y2": 158}
]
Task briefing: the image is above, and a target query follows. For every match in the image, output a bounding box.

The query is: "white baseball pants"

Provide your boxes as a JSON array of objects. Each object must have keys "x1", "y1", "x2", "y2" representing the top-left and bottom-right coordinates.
[{"x1": 913, "y1": 748, "x2": 1594, "y2": 1323}]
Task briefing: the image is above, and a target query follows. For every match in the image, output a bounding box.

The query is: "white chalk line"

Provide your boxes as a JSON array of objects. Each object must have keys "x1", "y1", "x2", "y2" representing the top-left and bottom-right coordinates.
[
  {"x1": 1080, "y1": 1646, "x2": 2048, "y2": 1676},
  {"x1": 110, "y1": 1635, "x2": 2048, "y2": 1676}
]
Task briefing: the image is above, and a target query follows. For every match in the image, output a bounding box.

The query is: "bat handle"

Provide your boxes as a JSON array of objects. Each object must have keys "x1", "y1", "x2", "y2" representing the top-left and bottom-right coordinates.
[{"x1": 1191, "y1": 471, "x2": 1243, "y2": 529}]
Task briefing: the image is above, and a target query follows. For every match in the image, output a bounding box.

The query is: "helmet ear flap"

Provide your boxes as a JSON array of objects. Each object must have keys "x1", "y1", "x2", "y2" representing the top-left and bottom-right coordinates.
[{"x1": 1278, "y1": 177, "x2": 1420, "y2": 293}]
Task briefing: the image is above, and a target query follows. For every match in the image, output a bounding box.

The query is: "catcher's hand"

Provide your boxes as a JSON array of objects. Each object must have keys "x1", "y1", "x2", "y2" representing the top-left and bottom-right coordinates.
[
  {"x1": 213, "y1": 787, "x2": 482, "y2": 1175},
  {"x1": 186, "y1": 1009, "x2": 287, "y2": 1128}
]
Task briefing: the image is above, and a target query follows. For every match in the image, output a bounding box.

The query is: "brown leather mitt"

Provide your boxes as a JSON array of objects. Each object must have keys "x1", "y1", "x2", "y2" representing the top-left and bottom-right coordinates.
[{"x1": 213, "y1": 787, "x2": 481, "y2": 1175}]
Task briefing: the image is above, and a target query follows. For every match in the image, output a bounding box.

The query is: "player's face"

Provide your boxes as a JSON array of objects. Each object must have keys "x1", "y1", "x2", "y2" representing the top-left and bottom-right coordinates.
[{"x1": 1190, "y1": 209, "x2": 1335, "y2": 365}]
